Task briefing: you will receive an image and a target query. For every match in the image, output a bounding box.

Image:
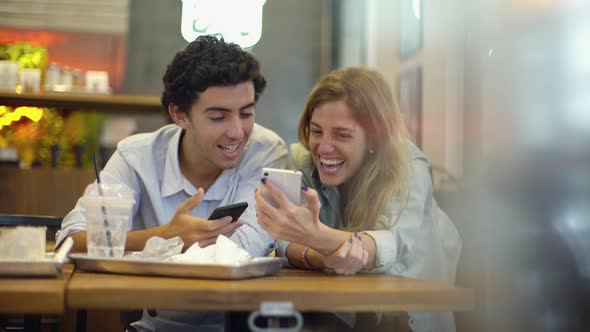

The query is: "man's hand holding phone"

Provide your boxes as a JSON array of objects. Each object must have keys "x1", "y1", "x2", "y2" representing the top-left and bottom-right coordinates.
[
  {"x1": 163, "y1": 188, "x2": 244, "y2": 251},
  {"x1": 208, "y1": 202, "x2": 248, "y2": 222}
]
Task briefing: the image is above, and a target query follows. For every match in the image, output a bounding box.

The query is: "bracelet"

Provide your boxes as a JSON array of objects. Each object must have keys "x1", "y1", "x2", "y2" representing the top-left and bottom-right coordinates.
[{"x1": 300, "y1": 247, "x2": 314, "y2": 270}]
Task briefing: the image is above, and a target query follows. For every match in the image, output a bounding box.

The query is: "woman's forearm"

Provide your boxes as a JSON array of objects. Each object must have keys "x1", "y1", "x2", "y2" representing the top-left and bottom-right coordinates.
[
  {"x1": 285, "y1": 242, "x2": 327, "y2": 270},
  {"x1": 359, "y1": 232, "x2": 377, "y2": 269},
  {"x1": 300, "y1": 224, "x2": 378, "y2": 265},
  {"x1": 285, "y1": 243, "x2": 312, "y2": 269},
  {"x1": 286, "y1": 231, "x2": 378, "y2": 271},
  {"x1": 304, "y1": 223, "x2": 349, "y2": 255}
]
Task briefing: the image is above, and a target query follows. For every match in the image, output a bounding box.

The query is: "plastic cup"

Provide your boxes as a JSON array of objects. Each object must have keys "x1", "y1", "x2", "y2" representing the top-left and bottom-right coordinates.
[
  {"x1": 79, "y1": 183, "x2": 135, "y2": 258},
  {"x1": 0, "y1": 226, "x2": 46, "y2": 260}
]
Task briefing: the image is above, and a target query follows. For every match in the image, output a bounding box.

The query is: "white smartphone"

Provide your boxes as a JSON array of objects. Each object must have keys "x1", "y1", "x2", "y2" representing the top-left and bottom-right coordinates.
[{"x1": 261, "y1": 167, "x2": 303, "y2": 208}]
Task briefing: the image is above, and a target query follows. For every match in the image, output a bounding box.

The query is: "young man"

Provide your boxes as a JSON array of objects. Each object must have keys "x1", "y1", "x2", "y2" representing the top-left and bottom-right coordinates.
[{"x1": 56, "y1": 35, "x2": 287, "y2": 331}]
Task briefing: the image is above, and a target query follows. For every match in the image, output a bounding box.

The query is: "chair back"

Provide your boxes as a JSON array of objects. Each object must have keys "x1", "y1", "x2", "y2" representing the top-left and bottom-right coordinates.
[{"x1": 0, "y1": 214, "x2": 62, "y2": 228}]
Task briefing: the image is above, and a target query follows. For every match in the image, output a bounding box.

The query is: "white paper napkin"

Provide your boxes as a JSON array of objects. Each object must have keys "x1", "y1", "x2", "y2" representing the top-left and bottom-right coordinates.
[{"x1": 167, "y1": 235, "x2": 252, "y2": 265}]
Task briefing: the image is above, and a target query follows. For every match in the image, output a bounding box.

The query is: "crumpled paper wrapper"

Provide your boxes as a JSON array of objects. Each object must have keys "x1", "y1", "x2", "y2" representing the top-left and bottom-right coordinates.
[
  {"x1": 125, "y1": 236, "x2": 184, "y2": 260},
  {"x1": 126, "y1": 235, "x2": 252, "y2": 265},
  {"x1": 168, "y1": 235, "x2": 252, "y2": 265}
]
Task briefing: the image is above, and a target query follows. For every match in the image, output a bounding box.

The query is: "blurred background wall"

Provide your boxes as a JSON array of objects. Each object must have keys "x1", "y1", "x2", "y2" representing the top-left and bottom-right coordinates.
[
  {"x1": 123, "y1": 0, "x2": 327, "y2": 144},
  {"x1": 127, "y1": 1, "x2": 590, "y2": 331},
  {"x1": 1, "y1": 0, "x2": 590, "y2": 331}
]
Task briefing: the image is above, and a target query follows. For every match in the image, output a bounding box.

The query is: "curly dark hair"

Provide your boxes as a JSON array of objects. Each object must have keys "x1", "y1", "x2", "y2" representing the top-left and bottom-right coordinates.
[{"x1": 161, "y1": 35, "x2": 266, "y2": 115}]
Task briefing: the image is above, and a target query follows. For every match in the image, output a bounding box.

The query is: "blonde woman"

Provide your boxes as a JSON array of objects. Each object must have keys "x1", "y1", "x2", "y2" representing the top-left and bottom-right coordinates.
[{"x1": 255, "y1": 67, "x2": 461, "y2": 331}]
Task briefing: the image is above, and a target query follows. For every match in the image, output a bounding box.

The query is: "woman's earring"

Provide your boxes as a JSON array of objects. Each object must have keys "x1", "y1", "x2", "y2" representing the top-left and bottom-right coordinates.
[{"x1": 369, "y1": 149, "x2": 374, "y2": 155}]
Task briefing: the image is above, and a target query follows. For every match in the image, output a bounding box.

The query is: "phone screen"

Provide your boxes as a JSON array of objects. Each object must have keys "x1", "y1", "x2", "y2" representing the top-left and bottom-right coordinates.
[
  {"x1": 208, "y1": 202, "x2": 248, "y2": 222},
  {"x1": 261, "y1": 168, "x2": 302, "y2": 207}
]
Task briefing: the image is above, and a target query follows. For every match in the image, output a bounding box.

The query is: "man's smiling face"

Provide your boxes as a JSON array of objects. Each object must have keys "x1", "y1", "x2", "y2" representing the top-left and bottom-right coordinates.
[{"x1": 181, "y1": 81, "x2": 256, "y2": 172}]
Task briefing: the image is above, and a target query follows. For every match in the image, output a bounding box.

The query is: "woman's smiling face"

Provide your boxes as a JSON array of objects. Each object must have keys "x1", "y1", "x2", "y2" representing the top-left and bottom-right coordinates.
[{"x1": 308, "y1": 99, "x2": 369, "y2": 187}]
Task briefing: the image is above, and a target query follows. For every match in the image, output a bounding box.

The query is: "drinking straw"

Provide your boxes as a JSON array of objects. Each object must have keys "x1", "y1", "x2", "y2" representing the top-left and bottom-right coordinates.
[{"x1": 92, "y1": 153, "x2": 114, "y2": 257}]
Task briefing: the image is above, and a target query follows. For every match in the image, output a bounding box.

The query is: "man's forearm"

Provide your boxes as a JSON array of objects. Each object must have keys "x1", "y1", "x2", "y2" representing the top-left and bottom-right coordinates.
[
  {"x1": 66, "y1": 225, "x2": 169, "y2": 253},
  {"x1": 124, "y1": 225, "x2": 170, "y2": 251},
  {"x1": 68, "y1": 231, "x2": 88, "y2": 253}
]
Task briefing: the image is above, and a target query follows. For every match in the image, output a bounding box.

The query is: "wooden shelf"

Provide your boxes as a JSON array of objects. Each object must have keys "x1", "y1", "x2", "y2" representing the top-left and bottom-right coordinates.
[
  {"x1": 0, "y1": 166, "x2": 96, "y2": 218},
  {"x1": 0, "y1": 91, "x2": 163, "y2": 113}
]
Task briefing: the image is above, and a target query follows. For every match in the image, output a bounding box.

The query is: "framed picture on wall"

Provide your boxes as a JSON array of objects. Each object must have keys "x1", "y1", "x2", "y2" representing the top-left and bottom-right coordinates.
[
  {"x1": 399, "y1": 0, "x2": 423, "y2": 58},
  {"x1": 397, "y1": 66, "x2": 422, "y2": 147}
]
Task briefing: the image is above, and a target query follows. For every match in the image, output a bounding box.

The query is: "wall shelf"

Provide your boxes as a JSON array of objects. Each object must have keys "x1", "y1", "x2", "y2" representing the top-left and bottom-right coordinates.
[
  {"x1": 0, "y1": 91, "x2": 162, "y2": 113},
  {"x1": 0, "y1": 166, "x2": 96, "y2": 217}
]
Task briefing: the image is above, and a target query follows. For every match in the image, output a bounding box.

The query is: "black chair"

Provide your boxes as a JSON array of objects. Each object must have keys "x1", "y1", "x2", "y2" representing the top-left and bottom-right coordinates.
[
  {"x1": 0, "y1": 214, "x2": 63, "y2": 332},
  {"x1": 0, "y1": 215, "x2": 62, "y2": 228}
]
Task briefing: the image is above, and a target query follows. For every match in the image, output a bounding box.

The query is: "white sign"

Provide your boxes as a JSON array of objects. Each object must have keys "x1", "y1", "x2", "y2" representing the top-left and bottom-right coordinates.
[{"x1": 181, "y1": 0, "x2": 267, "y2": 49}]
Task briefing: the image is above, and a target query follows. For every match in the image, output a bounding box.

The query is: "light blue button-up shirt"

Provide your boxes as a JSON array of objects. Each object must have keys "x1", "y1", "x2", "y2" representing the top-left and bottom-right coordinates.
[
  {"x1": 56, "y1": 123, "x2": 288, "y2": 257},
  {"x1": 56, "y1": 123, "x2": 287, "y2": 332}
]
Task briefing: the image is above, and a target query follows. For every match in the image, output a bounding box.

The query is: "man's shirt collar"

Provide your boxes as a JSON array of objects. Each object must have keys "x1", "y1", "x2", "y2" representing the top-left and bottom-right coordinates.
[
  {"x1": 160, "y1": 129, "x2": 239, "y2": 201},
  {"x1": 161, "y1": 129, "x2": 184, "y2": 198}
]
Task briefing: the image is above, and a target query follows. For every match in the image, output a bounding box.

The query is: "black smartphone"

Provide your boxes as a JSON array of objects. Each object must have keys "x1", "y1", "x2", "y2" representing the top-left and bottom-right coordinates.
[{"x1": 208, "y1": 202, "x2": 248, "y2": 222}]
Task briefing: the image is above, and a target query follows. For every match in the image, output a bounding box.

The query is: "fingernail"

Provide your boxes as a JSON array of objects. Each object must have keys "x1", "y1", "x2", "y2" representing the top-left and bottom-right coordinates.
[
  {"x1": 359, "y1": 235, "x2": 362, "y2": 240},
  {"x1": 261, "y1": 177, "x2": 267, "y2": 184},
  {"x1": 348, "y1": 238, "x2": 352, "y2": 244},
  {"x1": 301, "y1": 185, "x2": 308, "y2": 191},
  {"x1": 354, "y1": 233, "x2": 359, "y2": 239}
]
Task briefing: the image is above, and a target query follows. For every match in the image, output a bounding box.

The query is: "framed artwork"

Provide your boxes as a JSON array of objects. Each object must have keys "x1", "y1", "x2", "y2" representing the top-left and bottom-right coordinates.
[
  {"x1": 398, "y1": 0, "x2": 423, "y2": 58},
  {"x1": 397, "y1": 66, "x2": 422, "y2": 147}
]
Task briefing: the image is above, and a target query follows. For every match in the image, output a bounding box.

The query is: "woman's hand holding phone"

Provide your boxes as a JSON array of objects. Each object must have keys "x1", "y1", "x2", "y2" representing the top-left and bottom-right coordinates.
[
  {"x1": 255, "y1": 178, "x2": 325, "y2": 247},
  {"x1": 256, "y1": 174, "x2": 357, "y2": 256}
]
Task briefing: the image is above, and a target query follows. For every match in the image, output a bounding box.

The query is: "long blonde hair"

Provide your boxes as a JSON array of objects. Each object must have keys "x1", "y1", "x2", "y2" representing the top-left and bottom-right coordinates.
[{"x1": 299, "y1": 67, "x2": 411, "y2": 231}]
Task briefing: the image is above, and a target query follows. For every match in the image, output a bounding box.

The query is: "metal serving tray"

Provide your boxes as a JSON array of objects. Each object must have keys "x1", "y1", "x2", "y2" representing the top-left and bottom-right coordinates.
[
  {"x1": 69, "y1": 254, "x2": 284, "y2": 280},
  {"x1": 0, "y1": 254, "x2": 63, "y2": 277}
]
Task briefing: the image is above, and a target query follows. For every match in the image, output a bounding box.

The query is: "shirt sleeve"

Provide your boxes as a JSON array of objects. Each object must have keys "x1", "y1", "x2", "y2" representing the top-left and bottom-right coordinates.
[
  {"x1": 55, "y1": 150, "x2": 141, "y2": 248},
  {"x1": 229, "y1": 138, "x2": 288, "y2": 257},
  {"x1": 362, "y1": 154, "x2": 434, "y2": 275}
]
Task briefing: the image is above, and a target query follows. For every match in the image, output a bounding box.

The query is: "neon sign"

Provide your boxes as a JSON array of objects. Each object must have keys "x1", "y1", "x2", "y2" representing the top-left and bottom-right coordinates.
[{"x1": 181, "y1": 0, "x2": 267, "y2": 49}]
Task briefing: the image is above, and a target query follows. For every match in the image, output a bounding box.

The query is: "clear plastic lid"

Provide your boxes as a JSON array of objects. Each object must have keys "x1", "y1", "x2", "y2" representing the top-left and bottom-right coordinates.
[{"x1": 79, "y1": 183, "x2": 135, "y2": 207}]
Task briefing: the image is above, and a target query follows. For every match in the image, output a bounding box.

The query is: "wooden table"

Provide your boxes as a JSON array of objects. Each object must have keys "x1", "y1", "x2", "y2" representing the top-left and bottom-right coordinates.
[
  {"x1": 0, "y1": 265, "x2": 73, "y2": 314},
  {"x1": 0, "y1": 265, "x2": 74, "y2": 331},
  {"x1": 66, "y1": 269, "x2": 473, "y2": 313}
]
